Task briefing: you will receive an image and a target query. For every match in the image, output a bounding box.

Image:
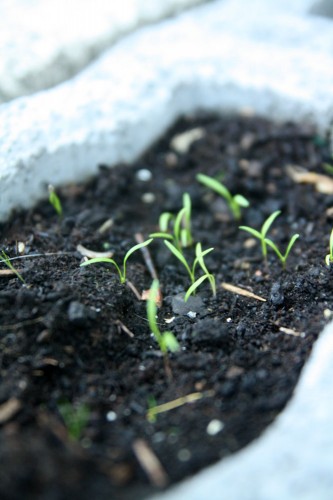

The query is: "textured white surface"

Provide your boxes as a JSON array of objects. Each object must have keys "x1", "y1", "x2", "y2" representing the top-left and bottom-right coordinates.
[
  {"x1": 1, "y1": 0, "x2": 333, "y2": 221},
  {"x1": 0, "y1": 0, "x2": 207, "y2": 103},
  {"x1": 0, "y1": 0, "x2": 333, "y2": 498}
]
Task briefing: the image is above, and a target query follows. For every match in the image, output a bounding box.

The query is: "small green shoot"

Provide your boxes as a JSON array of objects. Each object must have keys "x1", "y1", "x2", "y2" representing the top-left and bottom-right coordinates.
[
  {"x1": 48, "y1": 184, "x2": 63, "y2": 218},
  {"x1": 0, "y1": 250, "x2": 26, "y2": 284},
  {"x1": 80, "y1": 239, "x2": 153, "y2": 283},
  {"x1": 58, "y1": 401, "x2": 90, "y2": 441},
  {"x1": 325, "y1": 228, "x2": 333, "y2": 266},
  {"x1": 150, "y1": 193, "x2": 193, "y2": 249},
  {"x1": 239, "y1": 211, "x2": 299, "y2": 268},
  {"x1": 164, "y1": 241, "x2": 215, "y2": 299},
  {"x1": 264, "y1": 234, "x2": 299, "y2": 270},
  {"x1": 239, "y1": 210, "x2": 281, "y2": 259},
  {"x1": 196, "y1": 173, "x2": 249, "y2": 220},
  {"x1": 147, "y1": 279, "x2": 179, "y2": 355}
]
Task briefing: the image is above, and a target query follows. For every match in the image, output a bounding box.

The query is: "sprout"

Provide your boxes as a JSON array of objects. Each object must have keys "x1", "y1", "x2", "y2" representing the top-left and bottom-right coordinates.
[
  {"x1": 150, "y1": 192, "x2": 193, "y2": 249},
  {"x1": 147, "y1": 279, "x2": 179, "y2": 376},
  {"x1": 239, "y1": 211, "x2": 299, "y2": 269},
  {"x1": 80, "y1": 239, "x2": 153, "y2": 283},
  {"x1": 239, "y1": 210, "x2": 281, "y2": 260},
  {"x1": 48, "y1": 184, "x2": 63, "y2": 218},
  {"x1": 164, "y1": 241, "x2": 215, "y2": 299},
  {"x1": 264, "y1": 234, "x2": 299, "y2": 270},
  {"x1": 196, "y1": 173, "x2": 249, "y2": 220}
]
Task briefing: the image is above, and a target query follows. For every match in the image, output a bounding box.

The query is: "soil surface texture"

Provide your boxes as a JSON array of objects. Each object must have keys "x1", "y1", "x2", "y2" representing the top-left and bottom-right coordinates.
[{"x1": 0, "y1": 114, "x2": 332, "y2": 500}]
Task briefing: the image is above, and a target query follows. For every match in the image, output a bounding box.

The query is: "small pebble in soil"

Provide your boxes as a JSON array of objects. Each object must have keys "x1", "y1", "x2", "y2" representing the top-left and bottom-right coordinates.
[
  {"x1": 324, "y1": 309, "x2": 333, "y2": 319},
  {"x1": 269, "y1": 282, "x2": 284, "y2": 306},
  {"x1": 152, "y1": 432, "x2": 166, "y2": 444},
  {"x1": 187, "y1": 311, "x2": 197, "y2": 319},
  {"x1": 141, "y1": 192, "x2": 155, "y2": 203},
  {"x1": 206, "y1": 419, "x2": 224, "y2": 436},
  {"x1": 106, "y1": 411, "x2": 117, "y2": 422},
  {"x1": 171, "y1": 293, "x2": 204, "y2": 315},
  {"x1": 67, "y1": 301, "x2": 95, "y2": 326},
  {"x1": 136, "y1": 169, "x2": 152, "y2": 182}
]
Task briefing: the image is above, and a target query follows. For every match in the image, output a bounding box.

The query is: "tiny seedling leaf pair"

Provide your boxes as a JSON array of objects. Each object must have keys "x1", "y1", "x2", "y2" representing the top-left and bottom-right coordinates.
[
  {"x1": 147, "y1": 279, "x2": 179, "y2": 354},
  {"x1": 150, "y1": 192, "x2": 193, "y2": 249},
  {"x1": 164, "y1": 240, "x2": 216, "y2": 300},
  {"x1": 239, "y1": 210, "x2": 299, "y2": 269},
  {"x1": 48, "y1": 184, "x2": 63, "y2": 218},
  {"x1": 197, "y1": 173, "x2": 249, "y2": 220},
  {"x1": 80, "y1": 239, "x2": 153, "y2": 283}
]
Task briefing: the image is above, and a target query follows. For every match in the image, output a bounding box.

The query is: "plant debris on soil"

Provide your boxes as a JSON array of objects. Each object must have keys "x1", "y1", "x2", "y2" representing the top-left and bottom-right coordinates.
[{"x1": 0, "y1": 113, "x2": 332, "y2": 500}]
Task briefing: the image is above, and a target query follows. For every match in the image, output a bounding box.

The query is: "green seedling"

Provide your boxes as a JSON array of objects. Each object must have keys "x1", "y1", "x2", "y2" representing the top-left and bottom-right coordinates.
[
  {"x1": 239, "y1": 210, "x2": 299, "y2": 268},
  {"x1": 325, "y1": 228, "x2": 333, "y2": 266},
  {"x1": 0, "y1": 250, "x2": 26, "y2": 284},
  {"x1": 164, "y1": 241, "x2": 215, "y2": 299},
  {"x1": 196, "y1": 173, "x2": 249, "y2": 220},
  {"x1": 239, "y1": 210, "x2": 281, "y2": 259},
  {"x1": 80, "y1": 239, "x2": 153, "y2": 283},
  {"x1": 147, "y1": 279, "x2": 179, "y2": 354},
  {"x1": 58, "y1": 401, "x2": 90, "y2": 441},
  {"x1": 48, "y1": 184, "x2": 63, "y2": 218},
  {"x1": 150, "y1": 192, "x2": 193, "y2": 249},
  {"x1": 264, "y1": 234, "x2": 299, "y2": 270}
]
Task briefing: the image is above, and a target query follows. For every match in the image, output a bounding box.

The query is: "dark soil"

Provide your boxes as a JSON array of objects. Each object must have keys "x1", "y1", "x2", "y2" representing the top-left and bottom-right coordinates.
[{"x1": 0, "y1": 114, "x2": 332, "y2": 500}]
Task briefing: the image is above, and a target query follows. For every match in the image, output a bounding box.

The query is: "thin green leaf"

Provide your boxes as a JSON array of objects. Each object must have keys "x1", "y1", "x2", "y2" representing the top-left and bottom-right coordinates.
[
  {"x1": 239, "y1": 226, "x2": 262, "y2": 240},
  {"x1": 174, "y1": 207, "x2": 187, "y2": 246},
  {"x1": 48, "y1": 184, "x2": 63, "y2": 218},
  {"x1": 80, "y1": 257, "x2": 123, "y2": 281},
  {"x1": 159, "y1": 212, "x2": 173, "y2": 232},
  {"x1": 147, "y1": 279, "x2": 161, "y2": 342},
  {"x1": 193, "y1": 243, "x2": 214, "y2": 277},
  {"x1": 261, "y1": 210, "x2": 281, "y2": 236},
  {"x1": 197, "y1": 173, "x2": 231, "y2": 202},
  {"x1": 264, "y1": 234, "x2": 299, "y2": 269},
  {"x1": 123, "y1": 239, "x2": 153, "y2": 265},
  {"x1": 185, "y1": 274, "x2": 210, "y2": 301},
  {"x1": 149, "y1": 232, "x2": 173, "y2": 240},
  {"x1": 283, "y1": 234, "x2": 299, "y2": 262},
  {"x1": 162, "y1": 332, "x2": 180, "y2": 353},
  {"x1": 234, "y1": 194, "x2": 250, "y2": 208},
  {"x1": 164, "y1": 240, "x2": 193, "y2": 282},
  {"x1": 123, "y1": 238, "x2": 153, "y2": 282},
  {"x1": 80, "y1": 257, "x2": 116, "y2": 266}
]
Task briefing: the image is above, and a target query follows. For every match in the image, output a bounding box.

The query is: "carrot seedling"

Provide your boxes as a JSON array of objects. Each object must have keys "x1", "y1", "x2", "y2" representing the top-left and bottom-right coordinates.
[
  {"x1": 80, "y1": 239, "x2": 153, "y2": 283},
  {"x1": 48, "y1": 184, "x2": 63, "y2": 218},
  {"x1": 264, "y1": 234, "x2": 299, "y2": 270},
  {"x1": 147, "y1": 279, "x2": 179, "y2": 355},
  {"x1": 239, "y1": 210, "x2": 281, "y2": 260},
  {"x1": 197, "y1": 173, "x2": 249, "y2": 220},
  {"x1": 239, "y1": 210, "x2": 299, "y2": 268},
  {"x1": 150, "y1": 193, "x2": 193, "y2": 249},
  {"x1": 164, "y1": 241, "x2": 215, "y2": 299}
]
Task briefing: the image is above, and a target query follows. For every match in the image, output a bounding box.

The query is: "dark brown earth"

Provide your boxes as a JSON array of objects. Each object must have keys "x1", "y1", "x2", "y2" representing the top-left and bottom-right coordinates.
[{"x1": 0, "y1": 114, "x2": 332, "y2": 500}]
